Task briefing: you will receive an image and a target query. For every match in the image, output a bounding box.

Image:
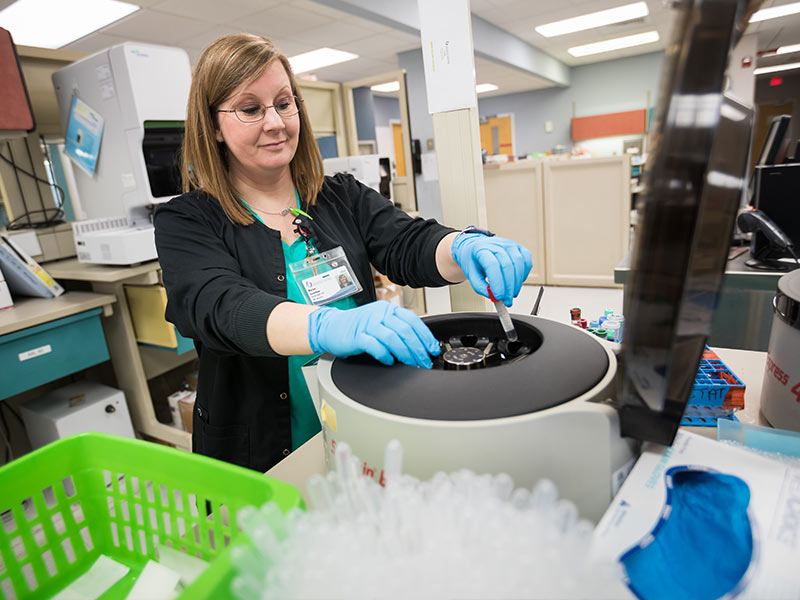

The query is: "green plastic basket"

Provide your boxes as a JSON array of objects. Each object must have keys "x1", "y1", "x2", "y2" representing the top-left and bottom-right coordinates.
[{"x1": 0, "y1": 433, "x2": 304, "y2": 599}]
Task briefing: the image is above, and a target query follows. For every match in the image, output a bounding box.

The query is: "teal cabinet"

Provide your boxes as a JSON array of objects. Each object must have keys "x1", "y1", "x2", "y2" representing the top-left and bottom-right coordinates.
[{"x1": 0, "y1": 308, "x2": 109, "y2": 400}]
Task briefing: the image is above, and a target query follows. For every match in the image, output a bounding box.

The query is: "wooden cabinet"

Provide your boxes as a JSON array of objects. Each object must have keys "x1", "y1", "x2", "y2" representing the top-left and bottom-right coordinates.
[
  {"x1": 483, "y1": 161, "x2": 546, "y2": 285},
  {"x1": 483, "y1": 156, "x2": 630, "y2": 288},
  {"x1": 543, "y1": 157, "x2": 630, "y2": 287},
  {"x1": 483, "y1": 156, "x2": 631, "y2": 287}
]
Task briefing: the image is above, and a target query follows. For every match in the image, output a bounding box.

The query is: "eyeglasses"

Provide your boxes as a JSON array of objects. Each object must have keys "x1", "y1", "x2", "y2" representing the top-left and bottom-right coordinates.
[{"x1": 216, "y1": 95, "x2": 303, "y2": 123}]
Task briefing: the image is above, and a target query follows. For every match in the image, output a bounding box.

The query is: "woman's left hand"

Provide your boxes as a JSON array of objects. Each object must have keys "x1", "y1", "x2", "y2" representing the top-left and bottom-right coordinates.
[{"x1": 451, "y1": 232, "x2": 533, "y2": 306}]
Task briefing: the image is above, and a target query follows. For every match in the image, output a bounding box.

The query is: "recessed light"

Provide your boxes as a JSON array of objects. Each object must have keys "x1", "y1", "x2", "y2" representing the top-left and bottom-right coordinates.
[
  {"x1": 476, "y1": 83, "x2": 498, "y2": 94},
  {"x1": 750, "y1": 2, "x2": 800, "y2": 22},
  {"x1": 536, "y1": 2, "x2": 649, "y2": 38},
  {"x1": 777, "y1": 43, "x2": 800, "y2": 55},
  {"x1": 370, "y1": 81, "x2": 400, "y2": 93},
  {"x1": 568, "y1": 31, "x2": 659, "y2": 57},
  {"x1": 288, "y1": 48, "x2": 358, "y2": 74},
  {"x1": 754, "y1": 61, "x2": 800, "y2": 75},
  {"x1": 0, "y1": 0, "x2": 139, "y2": 49}
]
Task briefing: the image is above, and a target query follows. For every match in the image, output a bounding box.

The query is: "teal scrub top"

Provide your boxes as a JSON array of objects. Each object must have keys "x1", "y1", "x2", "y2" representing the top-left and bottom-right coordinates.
[{"x1": 241, "y1": 193, "x2": 357, "y2": 450}]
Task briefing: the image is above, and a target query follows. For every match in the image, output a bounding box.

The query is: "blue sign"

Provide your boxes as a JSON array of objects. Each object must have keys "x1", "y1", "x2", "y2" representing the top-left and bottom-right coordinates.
[{"x1": 64, "y1": 96, "x2": 104, "y2": 176}]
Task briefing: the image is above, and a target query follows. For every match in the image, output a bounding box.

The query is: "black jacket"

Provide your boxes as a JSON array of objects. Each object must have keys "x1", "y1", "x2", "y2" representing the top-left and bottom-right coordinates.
[{"x1": 154, "y1": 173, "x2": 455, "y2": 471}]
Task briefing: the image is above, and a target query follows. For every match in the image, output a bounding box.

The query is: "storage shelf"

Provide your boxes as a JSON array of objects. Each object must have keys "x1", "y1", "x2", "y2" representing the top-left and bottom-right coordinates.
[{"x1": 139, "y1": 345, "x2": 197, "y2": 380}]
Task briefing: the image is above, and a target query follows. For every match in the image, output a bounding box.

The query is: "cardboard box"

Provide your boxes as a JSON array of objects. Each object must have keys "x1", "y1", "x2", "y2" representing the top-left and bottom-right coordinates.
[
  {"x1": 374, "y1": 273, "x2": 403, "y2": 307},
  {"x1": 166, "y1": 389, "x2": 194, "y2": 431},
  {"x1": 178, "y1": 391, "x2": 195, "y2": 433}
]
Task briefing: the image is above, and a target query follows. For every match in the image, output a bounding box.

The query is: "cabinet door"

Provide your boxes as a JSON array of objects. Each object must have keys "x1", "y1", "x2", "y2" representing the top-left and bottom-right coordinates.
[
  {"x1": 483, "y1": 162, "x2": 546, "y2": 285},
  {"x1": 543, "y1": 157, "x2": 630, "y2": 287}
]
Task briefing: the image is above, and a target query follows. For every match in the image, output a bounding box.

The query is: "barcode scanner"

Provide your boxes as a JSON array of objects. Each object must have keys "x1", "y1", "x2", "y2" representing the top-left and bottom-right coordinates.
[{"x1": 738, "y1": 208, "x2": 799, "y2": 270}]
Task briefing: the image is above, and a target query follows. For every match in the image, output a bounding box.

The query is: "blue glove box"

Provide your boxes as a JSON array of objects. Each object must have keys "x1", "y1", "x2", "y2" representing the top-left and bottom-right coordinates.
[{"x1": 0, "y1": 308, "x2": 109, "y2": 400}]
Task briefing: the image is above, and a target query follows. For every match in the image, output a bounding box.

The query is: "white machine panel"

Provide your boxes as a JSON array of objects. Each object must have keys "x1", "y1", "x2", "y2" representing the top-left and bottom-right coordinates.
[
  {"x1": 20, "y1": 381, "x2": 135, "y2": 450},
  {"x1": 52, "y1": 43, "x2": 190, "y2": 264},
  {"x1": 323, "y1": 155, "x2": 382, "y2": 194}
]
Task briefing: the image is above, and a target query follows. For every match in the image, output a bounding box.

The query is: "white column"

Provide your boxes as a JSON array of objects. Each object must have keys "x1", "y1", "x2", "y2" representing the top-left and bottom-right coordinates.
[{"x1": 418, "y1": 0, "x2": 489, "y2": 312}]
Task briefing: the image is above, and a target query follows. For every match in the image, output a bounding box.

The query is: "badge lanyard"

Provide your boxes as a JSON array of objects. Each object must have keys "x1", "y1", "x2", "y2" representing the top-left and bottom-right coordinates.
[
  {"x1": 288, "y1": 207, "x2": 317, "y2": 270},
  {"x1": 285, "y1": 203, "x2": 363, "y2": 306}
]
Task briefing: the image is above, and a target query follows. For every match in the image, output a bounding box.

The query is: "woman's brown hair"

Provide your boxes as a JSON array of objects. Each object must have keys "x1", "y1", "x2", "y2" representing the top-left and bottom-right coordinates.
[{"x1": 181, "y1": 34, "x2": 324, "y2": 225}]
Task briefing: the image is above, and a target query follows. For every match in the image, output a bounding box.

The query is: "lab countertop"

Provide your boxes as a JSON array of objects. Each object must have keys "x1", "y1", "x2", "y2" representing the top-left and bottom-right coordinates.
[
  {"x1": 45, "y1": 257, "x2": 160, "y2": 283},
  {"x1": 266, "y1": 346, "x2": 771, "y2": 506},
  {"x1": 0, "y1": 291, "x2": 116, "y2": 336},
  {"x1": 615, "y1": 250, "x2": 793, "y2": 291}
]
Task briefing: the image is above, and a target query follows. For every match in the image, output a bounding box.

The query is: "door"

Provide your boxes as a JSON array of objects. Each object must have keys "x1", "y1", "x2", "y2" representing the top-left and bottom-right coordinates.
[
  {"x1": 479, "y1": 114, "x2": 514, "y2": 157},
  {"x1": 391, "y1": 122, "x2": 406, "y2": 177},
  {"x1": 297, "y1": 80, "x2": 349, "y2": 159},
  {"x1": 343, "y1": 70, "x2": 416, "y2": 211}
]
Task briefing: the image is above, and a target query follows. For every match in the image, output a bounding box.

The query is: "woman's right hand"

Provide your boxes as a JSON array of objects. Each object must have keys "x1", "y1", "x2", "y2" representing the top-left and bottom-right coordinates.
[{"x1": 308, "y1": 301, "x2": 440, "y2": 368}]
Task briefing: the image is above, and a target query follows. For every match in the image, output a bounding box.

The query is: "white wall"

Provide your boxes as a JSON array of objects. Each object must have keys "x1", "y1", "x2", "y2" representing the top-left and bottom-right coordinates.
[
  {"x1": 477, "y1": 51, "x2": 665, "y2": 156},
  {"x1": 727, "y1": 33, "x2": 757, "y2": 106}
]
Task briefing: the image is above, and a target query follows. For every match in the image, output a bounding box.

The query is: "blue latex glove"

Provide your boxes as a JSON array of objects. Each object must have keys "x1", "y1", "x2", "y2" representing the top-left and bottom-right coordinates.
[
  {"x1": 451, "y1": 233, "x2": 533, "y2": 306},
  {"x1": 308, "y1": 300, "x2": 440, "y2": 369}
]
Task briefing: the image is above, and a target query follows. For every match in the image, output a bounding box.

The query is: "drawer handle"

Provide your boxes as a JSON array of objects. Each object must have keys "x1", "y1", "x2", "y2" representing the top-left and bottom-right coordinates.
[{"x1": 105, "y1": 404, "x2": 116, "y2": 413}]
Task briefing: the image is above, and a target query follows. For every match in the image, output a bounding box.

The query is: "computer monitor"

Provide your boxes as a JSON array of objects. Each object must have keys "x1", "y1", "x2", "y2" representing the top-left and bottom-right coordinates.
[
  {"x1": 751, "y1": 163, "x2": 800, "y2": 264},
  {"x1": 756, "y1": 115, "x2": 791, "y2": 167},
  {"x1": 616, "y1": 0, "x2": 756, "y2": 446}
]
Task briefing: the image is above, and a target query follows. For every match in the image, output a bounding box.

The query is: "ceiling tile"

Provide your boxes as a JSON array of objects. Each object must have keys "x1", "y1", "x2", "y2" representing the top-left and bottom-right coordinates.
[
  {"x1": 288, "y1": 18, "x2": 380, "y2": 47},
  {"x1": 332, "y1": 14, "x2": 392, "y2": 35},
  {"x1": 61, "y1": 32, "x2": 131, "y2": 55},
  {"x1": 228, "y1": 4, "x2": 332, "y2": 38},
  {"x1": 178, "y1": 25, "x2": 244, "y2": 52},
  {"x1": 268, "y1": 37, "x2": 319, "y2": 57},
  {"x1": 99, "y1": 9, "x2": 210, "y2": 44},
  {"x1": 150, "y1": 0, "x2": 279, "y2": 24},
  {"x1": 290, "y1": 0, "x2": 354, "y2": 20},
  {"x1": 470, "y1": 0, "x2": 496, "y2": 16},
  {"x1": 310, "y1": 56, "x2": 397, "y2": 82},
  {"x1": 337, "y1": 32, "x2": 419, "y2": 58}
]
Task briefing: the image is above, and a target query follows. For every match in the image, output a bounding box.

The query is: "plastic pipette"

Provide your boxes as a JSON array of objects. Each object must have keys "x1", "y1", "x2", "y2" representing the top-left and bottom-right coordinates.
[{"x1": 487, "y1": 286, "x2": 518, "y2": 342}]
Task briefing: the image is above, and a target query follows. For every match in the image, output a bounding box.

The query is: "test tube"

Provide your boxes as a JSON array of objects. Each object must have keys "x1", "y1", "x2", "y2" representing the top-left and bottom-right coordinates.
[{"x1": 487, "y1": 286, "x2": 518, "y2": 342}]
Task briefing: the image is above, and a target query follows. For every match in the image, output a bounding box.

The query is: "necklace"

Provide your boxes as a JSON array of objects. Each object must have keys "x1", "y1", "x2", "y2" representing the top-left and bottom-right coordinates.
[{"x1": 251, "y1": 206, "x2": 290, "y2": 217}]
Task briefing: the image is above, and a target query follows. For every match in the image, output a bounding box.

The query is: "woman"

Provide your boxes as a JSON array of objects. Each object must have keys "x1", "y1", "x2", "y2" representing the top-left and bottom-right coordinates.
[{"x1": 154, "y1": 34, "x2": 532, "y2": 472}]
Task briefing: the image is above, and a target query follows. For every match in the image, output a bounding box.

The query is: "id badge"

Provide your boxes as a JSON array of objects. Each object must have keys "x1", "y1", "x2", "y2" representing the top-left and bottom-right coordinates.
[{"x1": 288, "y1": 246, "x2": 362, "y2": 305}]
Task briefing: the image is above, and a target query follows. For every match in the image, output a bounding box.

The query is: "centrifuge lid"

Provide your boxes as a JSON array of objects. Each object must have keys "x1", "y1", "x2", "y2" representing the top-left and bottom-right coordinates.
[
  {"x1": 331, "y1": 314, "x2": 609, "y2": 421},
  {"x1": 615, "y1": 0, "x2": 759, "y2": 446}
]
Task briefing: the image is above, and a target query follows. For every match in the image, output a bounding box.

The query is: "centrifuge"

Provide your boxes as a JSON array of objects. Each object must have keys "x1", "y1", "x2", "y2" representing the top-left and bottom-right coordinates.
[
  {"x1": 304, "y1": 0, "x2": 759, "y2": 523},
  {"x1": 306, "y1": 314, "x2": 635, "y2": 522}
]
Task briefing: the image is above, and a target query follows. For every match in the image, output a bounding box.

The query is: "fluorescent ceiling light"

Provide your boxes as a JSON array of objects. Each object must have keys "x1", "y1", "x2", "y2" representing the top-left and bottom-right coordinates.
[
  {"x1": 0, "y1": 0, "x2": 139, "y2": 49},
  {"x1": 370, "y1": 81, "x2": 400, "y2": 93},
  {"x1": 777, "y1": 43, "x2": 800, "y2": 55},
  {"x1": 568, "y1": 30, "x2": 659, "y2": 57},
  {"x1": 754, "y1": 61, "x2": 800, "y2": 75},
  {"x1": 536, "y1": 2, "x2": 649, "y2": 38},
  {"x1": 750, "y1": 1, "x2": 800, "y2": 22},
  {"x1": 288, "y1": 48, "x2": 358, "y2": 74},
  {"x1": 476, "y1": 83, "x2": 498, "y2": 94}
]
